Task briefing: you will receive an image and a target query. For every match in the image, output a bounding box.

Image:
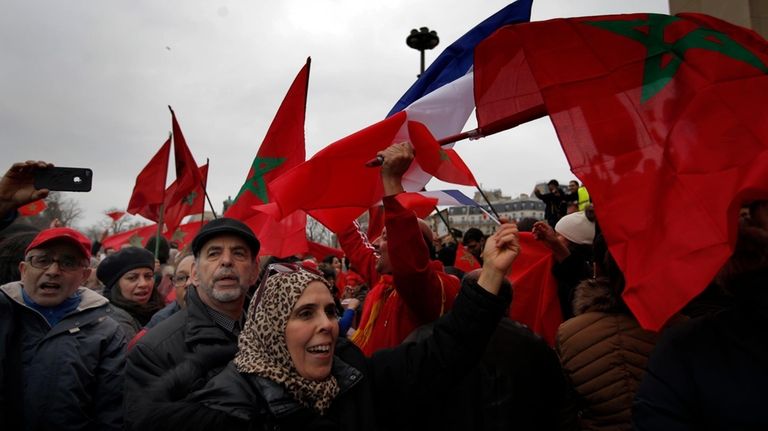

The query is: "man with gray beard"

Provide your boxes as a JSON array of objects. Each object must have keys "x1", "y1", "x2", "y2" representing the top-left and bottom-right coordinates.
[{"x1": 125, "y1": 218, "x2": 260, "y2": 430}]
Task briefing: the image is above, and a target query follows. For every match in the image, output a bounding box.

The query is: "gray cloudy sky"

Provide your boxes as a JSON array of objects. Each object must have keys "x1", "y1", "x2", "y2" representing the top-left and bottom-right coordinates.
[{"x1": 1, "y1": 0, "x2": 669, "y2": 230}]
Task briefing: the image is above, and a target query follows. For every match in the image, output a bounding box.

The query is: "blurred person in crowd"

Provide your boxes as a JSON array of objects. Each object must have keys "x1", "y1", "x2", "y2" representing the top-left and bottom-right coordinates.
[
  {"x1": 98, "y1": 247, "x2": 166, "y2": 340},
  {"x1": 557, "y1": 232, "x2": 659, "y2": 430},
  {"x1": 534, "y1": 179, "x2": 568, "y2": 227},
  {"x1": 145, "y1": 253, "x2": 195, "y2": 330},
  {"x1": 462, "y1": 227, "x2": 487, "y2": 265},
  {"x1": 0, "y1": 227, "x2": 125, "y2": 429},
  {"x1": 146, "y1": 236, "x2": 174, "y2": 299},
  {"x1": 84, "y1": 256, "x2": 104, "y2": 295},
  {"x1": 0, "y1": 230, "x2": 39, "y2": 285}
]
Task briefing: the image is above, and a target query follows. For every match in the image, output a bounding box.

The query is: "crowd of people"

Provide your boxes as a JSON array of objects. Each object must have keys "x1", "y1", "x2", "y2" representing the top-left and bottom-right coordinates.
[{"x1": 0, "y1": 144, "x2": 766, "y2": 429}]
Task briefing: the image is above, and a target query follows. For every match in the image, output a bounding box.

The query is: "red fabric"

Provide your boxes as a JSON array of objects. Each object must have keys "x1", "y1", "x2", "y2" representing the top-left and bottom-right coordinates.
[
  {"x1": 474, "y1": 13, "x2": 768, "y2": 330},
  {"x1": 393, "y1": 192, "x2": 438, "y2": 219},
  {"x1": 224, "y1": 60, "x2": 311, "y2": 257},
  {"x1": 408, "y1": 121, "x2": 478, "y2": 186},
  {"x1": 366, "y1": 206, "x2": 385, "y2": 241},
  {"x1": 161, "y1": 164, "x2": 208, "y2": 235},
  {"x1": 306, "y1": 241, "x2": 344, "y2": 261},
  {"x1": 269, "y1": 112, "x2": 407, "y2": 231},
  {"x1": 506, "y1": 233, "x2": 563, "y2": 346},
  {"x1": 244, "y1": 205, "x2": 308, "y2": 258},
  {"x1": 226, "y1": 58, "x2": 309, "y2": 219},
  {"x1": 126, "y1": 138, "x2": 170, "y2": 220},
  {"x1": 18, "y1": 200, "x2": 47, "y2": 216},
  {"x1": 101, "y1": 224, "x2": 158, "y2": 251},
  {"x1": 339, "y1": 195, "x2": 460, "y2": 356},
  {"x1": 105, "y1": 211, "x2": 125, "y2": 222},
  {"x1": 166, "y1": 108, "x2": 204, "y2": 224},
  {"x1": 166, "y1": 220, "x2": 203, "y2": 251},
  {"x1": 453, "y1": 244, "x2": 481, "y2": 273}
]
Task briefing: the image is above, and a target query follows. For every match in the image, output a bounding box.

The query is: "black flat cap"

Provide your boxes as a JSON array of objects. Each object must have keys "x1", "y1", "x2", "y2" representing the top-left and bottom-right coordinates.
[{"x1": 191, "y1": 218, "x2": 260, "y2": 257}]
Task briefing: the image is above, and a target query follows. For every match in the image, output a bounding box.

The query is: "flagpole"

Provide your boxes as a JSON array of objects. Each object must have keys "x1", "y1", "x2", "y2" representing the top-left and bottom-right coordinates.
[
  {"x1": 154, "y1": 203, "x2": 164, "y2": 258},
  {"x1": 201, "y1": 157, "x2": 217, "y2": 220}
]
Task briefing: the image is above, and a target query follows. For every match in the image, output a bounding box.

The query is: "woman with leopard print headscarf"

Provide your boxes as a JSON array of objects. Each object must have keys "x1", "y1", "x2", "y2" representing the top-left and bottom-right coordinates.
[{"x1": 133, "y1": 223, "x2": 520, "y2": 430}]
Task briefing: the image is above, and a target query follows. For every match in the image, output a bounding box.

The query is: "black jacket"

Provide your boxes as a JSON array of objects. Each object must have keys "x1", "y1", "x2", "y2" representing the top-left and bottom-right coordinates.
[
  {"x1": 0, "y1": 282, "x2": 126, "y2": 431},
  {"x1": 126, "y1": 286, "x2": 239, "y2": 429},
  {"x1": 633, "y1": 291, "x2": 768, "y2": 430},
  {"x1": 132, "y1": 279, "x2": 510, "y2": 431}
]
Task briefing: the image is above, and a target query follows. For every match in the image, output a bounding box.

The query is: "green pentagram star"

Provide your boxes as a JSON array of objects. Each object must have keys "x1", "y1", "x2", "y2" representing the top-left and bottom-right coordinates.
[
  {"x1": 234, "y1": 156, "x2": 285, "y2": 204},
  {"x1": 129, "y1": 234, "x2": 144, "y2": 248},
  {"x1": 439, "y1": 149, "x2": 450, "y2": 161},
  {"x1": 182, "y1": 191, "x2": 197, "y2": 206},
  {"x1": 586, "y1": 14, "x2": 768, "y2": 102},
  {"x1": 172, "y1": 229, "x2": 187, "y2": 241}
]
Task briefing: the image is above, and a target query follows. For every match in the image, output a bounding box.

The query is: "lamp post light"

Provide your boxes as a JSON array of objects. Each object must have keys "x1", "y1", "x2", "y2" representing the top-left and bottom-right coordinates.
[{"x1": 406, "y1": 27, "x2": 439, "y2": 77}]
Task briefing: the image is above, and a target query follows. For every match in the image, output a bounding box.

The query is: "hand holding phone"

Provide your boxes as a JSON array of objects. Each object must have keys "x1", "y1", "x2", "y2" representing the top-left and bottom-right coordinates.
[{"x1": 34, "y1": 167, "x2": 93, "y2": 192}]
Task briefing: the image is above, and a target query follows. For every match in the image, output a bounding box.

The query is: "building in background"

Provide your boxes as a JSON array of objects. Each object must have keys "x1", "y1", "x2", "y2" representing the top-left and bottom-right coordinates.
[{"x1": 670, "y1": 0, "x2": 768, "y2": 38}]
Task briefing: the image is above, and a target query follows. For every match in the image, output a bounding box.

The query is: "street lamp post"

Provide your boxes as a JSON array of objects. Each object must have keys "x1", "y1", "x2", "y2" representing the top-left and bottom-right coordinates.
[{"x1": 406, "y1": 27, "x2": 439, "y2": 77}]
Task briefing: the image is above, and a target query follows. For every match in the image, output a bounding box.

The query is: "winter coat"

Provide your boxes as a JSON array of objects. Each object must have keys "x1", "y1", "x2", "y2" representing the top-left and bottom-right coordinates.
[
  {"x1": 556, "y1": 278, "x2": 658, "y2": 431},
  {"x1": 0, "y1": 282, "x2": 126, "y2": 430},
  {"x1": 633, "y1": 290, "x2": 768, "y2": 430},
  {"x1": 125, "y1": 285, "x2": 239, "y2": 429},
  {"x1": 110, "y1": 304, "x2": 143, "y2": 339},
  {"x1": 131, "y1": 278, "x2": 510, "y2": 431}
]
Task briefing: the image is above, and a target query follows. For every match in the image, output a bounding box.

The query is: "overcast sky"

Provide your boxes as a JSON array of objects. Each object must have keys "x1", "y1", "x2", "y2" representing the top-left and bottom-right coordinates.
[{"x1": 1, "y1": 0, "x2": 669, "y2": 230}]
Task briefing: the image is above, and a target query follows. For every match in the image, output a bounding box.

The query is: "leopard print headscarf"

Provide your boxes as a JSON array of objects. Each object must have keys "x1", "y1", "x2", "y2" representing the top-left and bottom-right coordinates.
[{"x1": 234, "y1": 270, "x2": 340, "y2": 414}]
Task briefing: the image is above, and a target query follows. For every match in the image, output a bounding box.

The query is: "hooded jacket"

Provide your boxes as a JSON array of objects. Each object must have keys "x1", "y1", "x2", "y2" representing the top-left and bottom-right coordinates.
[{"x1": 0, "y1": 282, "x2": 126, "y2": 430}]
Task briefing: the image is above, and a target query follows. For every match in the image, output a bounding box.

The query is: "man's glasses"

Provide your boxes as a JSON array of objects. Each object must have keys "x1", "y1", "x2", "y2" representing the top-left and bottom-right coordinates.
[
  {"x1": 172, "y1": 274, "x2": 189, "y2": 285},
  {"x1": 26, "y1": 254, "x2": 85, "y2": 272},
  {"x1": 252, "y1": 262, "x2": 324, "y2": 309}
]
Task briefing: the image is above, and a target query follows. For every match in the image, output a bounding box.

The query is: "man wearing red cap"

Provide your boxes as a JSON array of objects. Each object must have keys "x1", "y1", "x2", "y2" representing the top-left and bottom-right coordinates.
[{"x1": 0, "y1": 227, "x2": 126, "y2": 430}]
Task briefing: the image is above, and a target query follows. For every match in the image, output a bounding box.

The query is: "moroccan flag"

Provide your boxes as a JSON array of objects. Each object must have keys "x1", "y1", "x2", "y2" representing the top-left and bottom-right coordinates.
[
  {"x1": 126, "y1": 138, "x2": 171, "y2": 220},
  {"x1": 167, "y1": 220, "x2": 203, "y2": 251},
  {"x1": 101, "y1": 224, "x2": 157, "y2": 251},
  {"x1": 106, "y1": 211, "x2": 125, "y2": 222},
  {"x1": 226, "y1": 58, "x2": 310, "y2": 219},
  {"x1": 506, "y1": 233, "x2": 562, "y2": 346},
  {"x1": 18, "y1": 200, "x2": 47, "y2": 217},
  {"x1": 453, "y1": 244, "x2": 481, "y2": 273},
  {"x1": 408, "y1": 121, "x2": 478, "y2": 187},
  {"x1": 166, "y1": 107, "x2": 204, "y2": 216},
  {"x1": 162, "y1": 163, "x2": 209, "y2": 235},
  {"x1": 473, "y1": 13, "x2": 768, "y2": 330},
  {"x1": 223, "y1": 59, "x2": 311, "y2": 257}
]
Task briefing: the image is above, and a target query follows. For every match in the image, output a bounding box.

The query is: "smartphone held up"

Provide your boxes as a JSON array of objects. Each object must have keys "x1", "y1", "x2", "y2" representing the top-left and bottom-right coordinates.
[{"x1": 34, "y1": 167, "x2": 93, "y2": 192}]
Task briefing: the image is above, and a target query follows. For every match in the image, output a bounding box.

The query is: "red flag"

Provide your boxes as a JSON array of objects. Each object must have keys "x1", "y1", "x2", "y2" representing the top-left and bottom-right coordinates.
[
  {"x1": 226, "y1": 58, "x2": 311, "y2": 220},
  {"x1": 101, "y1": 224, "x2": 157, "y2": 251},
  {"x1": 453, "y1": 243, "x2": 481, "y2": 273},
  {"x1": 408, "y1": 121, "x2": 478, "y2": 186},
  {"x1": 222, "y1": 59, "x2": 312, "y2": 257},
  {"x1": 106, "y1": 211, "x2": 125, "y2": 222},
  {"x1": 18, "y1": 200, "x2": 47, "y2": 217},
  {"x1": 162, "y1": 163, "x2": 209, "y2": 235},
  {"x1": 269, "y1": 111, "x2": 407, "y2": 229},
  {"x1": 166, "y1": 107, "x2": 203, "y2": 215},
  {"x1": 474, "y1": 13, "x2": 768, "y2": 330},
  {"x1": 506, "y1": 233, "x2": 562, "y2": 346},
  {"x1": 127, "y1": 138, "x2": 171, "y2": 220},
  {"x1": 166, "y1": 220, "x2": 203, "y2": 251},
  {"x1": 393, "y1": 192, "x2": 438, "y2": 219},
  {"x1": 306, "y1": 241, "x2": 344, "y2": 261}
]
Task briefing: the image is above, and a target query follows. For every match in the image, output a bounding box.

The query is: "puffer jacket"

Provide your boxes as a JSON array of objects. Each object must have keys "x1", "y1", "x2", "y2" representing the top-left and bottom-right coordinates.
[
  {"x1": 0, "y1": 282, "x2": 126, "y2": 430},
  {"x1": 555, "y1": 278, "x2": 658, "y2": 431}
]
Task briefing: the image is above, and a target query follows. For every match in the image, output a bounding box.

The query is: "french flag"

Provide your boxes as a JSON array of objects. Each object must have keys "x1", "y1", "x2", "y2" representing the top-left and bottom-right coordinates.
[{"x1": 268, "y1": 0, "x2": 532, "y2": 232}]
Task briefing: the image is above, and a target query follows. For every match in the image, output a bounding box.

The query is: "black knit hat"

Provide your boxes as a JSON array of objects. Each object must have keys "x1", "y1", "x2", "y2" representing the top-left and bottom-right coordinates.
[
  {"x1": 191, "y1": 218, "x2": 260, "y2": 258},
  {"x1": 97, "y1": 247, "x2": 155, "y2": 296}
]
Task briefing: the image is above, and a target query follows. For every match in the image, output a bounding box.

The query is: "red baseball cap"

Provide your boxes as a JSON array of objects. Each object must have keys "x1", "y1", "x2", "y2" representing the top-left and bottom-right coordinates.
[{"x1": 26, "y1": 227, "x2": 92, "y2": 259}]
